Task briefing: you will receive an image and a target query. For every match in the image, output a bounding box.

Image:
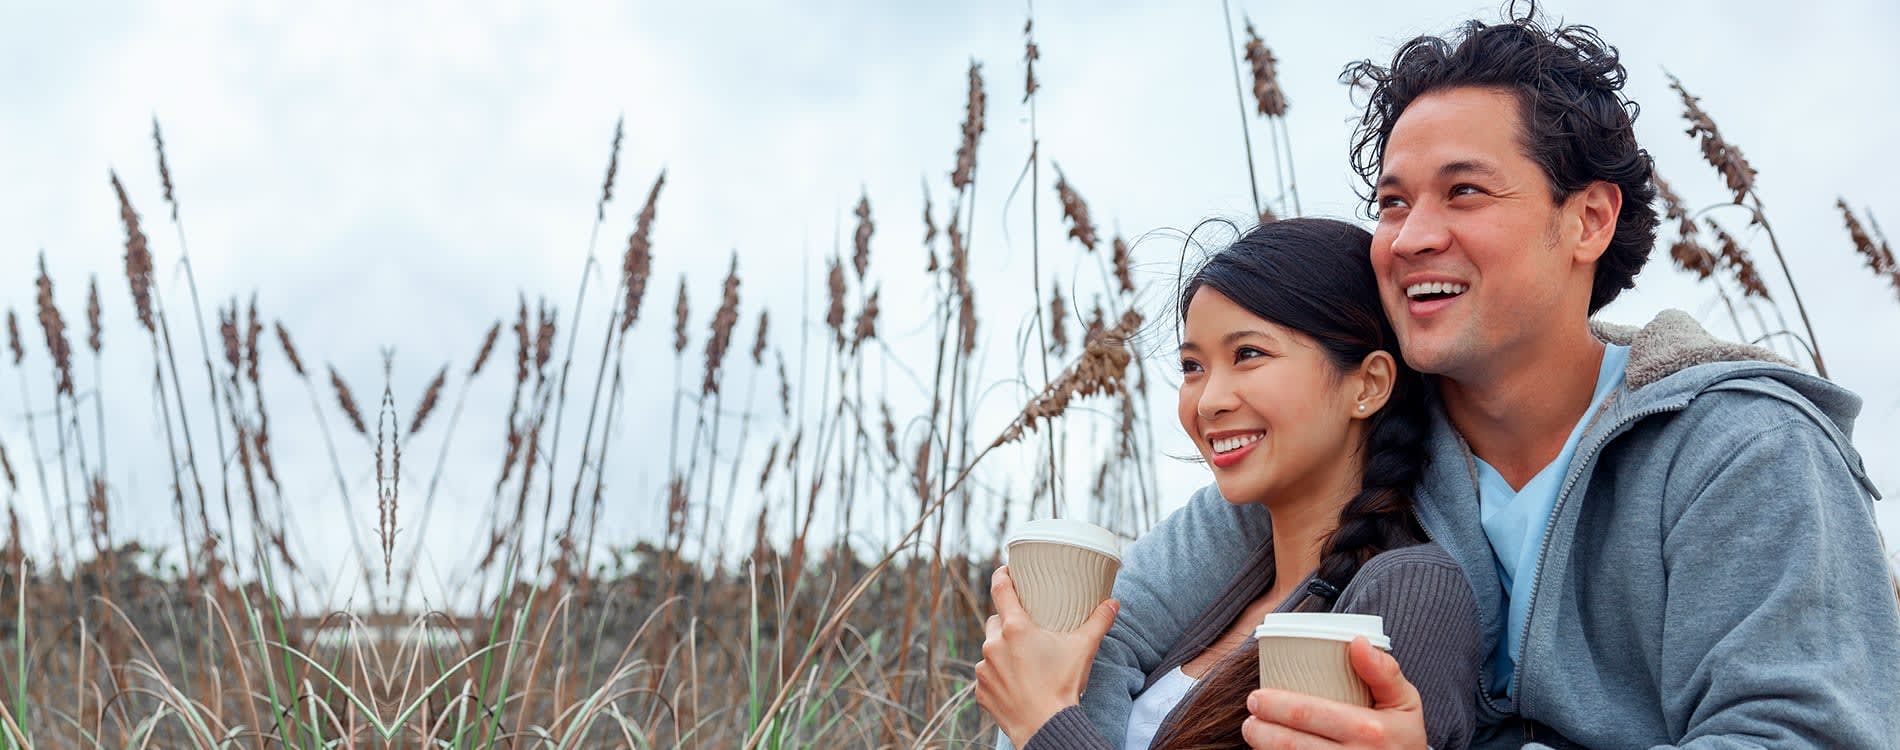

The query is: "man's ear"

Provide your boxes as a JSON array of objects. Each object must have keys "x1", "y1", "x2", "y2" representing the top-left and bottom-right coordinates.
[
  {"x1": 1349, "y1": 351, "x2": 1397, "y2": 419},
  {"x1": 1572, "y1": 180, "x2": 1622, "y2": 265}
]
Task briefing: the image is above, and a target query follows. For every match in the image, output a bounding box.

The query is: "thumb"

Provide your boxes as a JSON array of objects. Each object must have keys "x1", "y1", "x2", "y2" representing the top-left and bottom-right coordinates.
[
  {"x1": 1081, "y1": 598, "x2": 1120, "y2": 640},
  {"x1": 1349, "y1": 636, "x2": 1420, "y2": 710}
]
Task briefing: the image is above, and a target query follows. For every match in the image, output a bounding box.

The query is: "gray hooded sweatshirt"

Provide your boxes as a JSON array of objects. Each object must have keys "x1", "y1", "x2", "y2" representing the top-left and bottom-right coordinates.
[{"x1": 1071, "y1": 310, "x2": 1899, "y2": 748}]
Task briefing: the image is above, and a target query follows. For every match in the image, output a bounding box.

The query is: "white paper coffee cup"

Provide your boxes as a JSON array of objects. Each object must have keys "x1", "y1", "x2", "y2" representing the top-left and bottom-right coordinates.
[
  {"x1": 1004, "y1": 518, "x2": 1122, "y2": 632},
  {"x1": 1254, "y1": 613, "x2": 1391, "y2": 705}
]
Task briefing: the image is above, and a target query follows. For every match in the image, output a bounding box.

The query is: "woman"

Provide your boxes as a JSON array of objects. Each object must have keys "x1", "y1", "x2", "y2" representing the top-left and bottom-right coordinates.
[{"x1": 975, "y1": 218, "x2": 1481, "y2": 749}]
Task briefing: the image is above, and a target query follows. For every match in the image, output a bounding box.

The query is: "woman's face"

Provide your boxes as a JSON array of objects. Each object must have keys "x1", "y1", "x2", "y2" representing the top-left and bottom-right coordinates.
[{"x1": 1176, "y1": 287, "x2": 1368, "y2": 506}]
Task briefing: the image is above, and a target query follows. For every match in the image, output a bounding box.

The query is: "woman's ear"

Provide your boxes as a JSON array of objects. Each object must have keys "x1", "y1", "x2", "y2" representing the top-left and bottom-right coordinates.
[{"x1": 1348, "y1": 351, "x2": 1396, "y2": 420}]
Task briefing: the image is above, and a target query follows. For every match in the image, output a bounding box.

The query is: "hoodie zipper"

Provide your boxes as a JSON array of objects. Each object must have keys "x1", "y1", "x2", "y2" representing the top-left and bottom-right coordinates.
[{"x1": 1506, "y1": 397, "x2": 1679, "y2": 710}]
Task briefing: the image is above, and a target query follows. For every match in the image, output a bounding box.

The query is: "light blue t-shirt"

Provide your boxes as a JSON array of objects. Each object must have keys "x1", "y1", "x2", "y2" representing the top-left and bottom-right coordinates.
[{"x1": 1475, "y1": 343, "x2": 1630, "y2": 696}]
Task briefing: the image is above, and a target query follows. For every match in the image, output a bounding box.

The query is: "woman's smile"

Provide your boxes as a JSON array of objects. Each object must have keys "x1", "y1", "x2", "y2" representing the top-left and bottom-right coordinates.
[{"x1": 1207, "y1": 430, "x2": 1264, "y2": 468}]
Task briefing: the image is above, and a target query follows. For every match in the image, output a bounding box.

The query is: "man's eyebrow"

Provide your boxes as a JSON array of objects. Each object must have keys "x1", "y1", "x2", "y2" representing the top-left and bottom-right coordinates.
[
  {"x1": 1376, "y1": 159, "x2": 1501, "y2": 190},
  {"x1": 1178, "y1": 329, "x2": 1276, "y2": 353}
]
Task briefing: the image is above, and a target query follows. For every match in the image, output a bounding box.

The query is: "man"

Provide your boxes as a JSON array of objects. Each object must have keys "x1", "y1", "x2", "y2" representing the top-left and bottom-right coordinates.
[{"x1": 1062, "y1": 9, "x2": 1899, "y2": 750}]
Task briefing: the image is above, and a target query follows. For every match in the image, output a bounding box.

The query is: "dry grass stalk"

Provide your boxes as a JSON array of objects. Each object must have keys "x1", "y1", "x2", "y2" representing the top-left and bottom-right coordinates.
[
  {"x1": 0, "y1": 439, "x2": 16, "y2": 492},
  {"x1": 993, "y1": 308, "x2": 1144, "y2": 448},
  {"x1": 1704, "y1": 219, "x2": 1772, "y2": 300},
  {"x1": 598, "y1": 116, "x2": 623, "y2": 222},
  {"x1": 1111, "y1": 235, "x2": 1135, "y2": 294},
  {"x1": 853, "y1": 193, "x2": 875, "y2": 280},
  {"x1": 1838, "y1": 198, "x2": 1900, "y2": 301},
  {"x1": 703, "y1": 255, "x2": 741, "y2": 397},
  {"x1": 673, "y1": 276, "x2": 690, "y2": 354},
  {"x1": 408, "y1": 365, "x2": 447, "y2": 436},
  {"x1": 1022, "y1": 18, "x2": 1040, "y2": 102},
  {"x1": 622, "y1": 171, "x2": 666, "y2": 333},
  {"x1": 1053, "y1": 166, "x2": 1099, "y2": 251},
  {"x1": 1048, "y1": 282, "x2": 1069, "y2": 357},
  {"x1": 35, "y1": 254, "x2": 75, "y2": 397},
  {"x1": 952, "y1": 62, "x2": 987, "y2": 191},
  {"x1": 6, "y1": 309, "x2": 21, "y2": 365},
  {"x1": 111, "y1": 171, "x2": 156, "y2": 333},
  {"x1": 757, "y1": 440, "x2": 780, "y2": 491},
  {"x1": 1669, "y1": 74, "x2": 1756, "y2": 204},
  {"x1": 468, "y1": 320, "x2": 502, "y2": 377},
  {"x1": 852, "y1": 287, "x2": 880, "y2": 353},
  {"x1": 1243, "y1": 19, "x2": 1289, "y2": 117},
  {"x1": 86, "y1": 276, "x2": 101, "y2": 354},
  {"x1": 152, "y1": 117, "x2": 178, "y2": 220},
  {"x1": 329, "y1": 365, "x2": 370, "y2": 436}
]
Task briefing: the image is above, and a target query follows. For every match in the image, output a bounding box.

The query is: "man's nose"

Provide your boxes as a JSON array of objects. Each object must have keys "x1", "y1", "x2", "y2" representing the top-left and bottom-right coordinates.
[{"x1": 1389, "y1": 202, "x2": 1450, "y2": 259}]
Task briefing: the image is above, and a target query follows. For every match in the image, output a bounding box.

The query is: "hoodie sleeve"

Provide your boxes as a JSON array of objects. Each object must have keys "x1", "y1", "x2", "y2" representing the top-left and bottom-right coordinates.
[
  {"x1": 1008, "y1": 483, "x2": 1270, "y2": 748},
  {"x1": 1652, "y1": 415, "x2": 1900, "y2": 749}
]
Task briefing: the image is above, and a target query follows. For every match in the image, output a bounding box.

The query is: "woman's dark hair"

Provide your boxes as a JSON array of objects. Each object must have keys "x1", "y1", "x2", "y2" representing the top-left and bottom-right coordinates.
[
  {"x1": 1153, "y1": 217, "x2": 1429, "y2": 750},
  {"x1": 1341, "y1": 1, "x2": 1660, "y2": 314}
]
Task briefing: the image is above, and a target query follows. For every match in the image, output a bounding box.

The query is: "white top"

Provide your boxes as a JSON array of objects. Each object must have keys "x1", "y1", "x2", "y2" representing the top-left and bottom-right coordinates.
[{"x1": 1121, "y1": 666, "x2": 1199, "y2": 750}]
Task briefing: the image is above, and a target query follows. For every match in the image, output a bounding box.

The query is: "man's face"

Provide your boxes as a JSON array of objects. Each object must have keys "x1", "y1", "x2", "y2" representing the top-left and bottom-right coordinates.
[{"x1": 1370, "y1": 86, "x2": 1591, "y2": 380}]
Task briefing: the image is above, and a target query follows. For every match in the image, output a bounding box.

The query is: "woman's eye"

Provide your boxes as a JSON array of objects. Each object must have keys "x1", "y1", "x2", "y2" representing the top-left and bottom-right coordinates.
[
  {"x1": 1376, "y1": 195, "x2": 1407, "y2": 211},
  {"x1": 1235, "y1": 347, "x2": 1267, "y2": 363},
  {"x1": 1179, "y1": 359, "x2": 1202, "y2": 375}
]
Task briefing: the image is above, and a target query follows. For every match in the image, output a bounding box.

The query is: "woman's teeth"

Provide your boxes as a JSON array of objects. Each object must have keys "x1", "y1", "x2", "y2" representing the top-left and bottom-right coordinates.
[
  {"x1": 1211, "y1": 433, "x2": 1263, "y2": 453},
  {"x1": 1405, "y1": 281, "x2": 1468, "y2": 300}
]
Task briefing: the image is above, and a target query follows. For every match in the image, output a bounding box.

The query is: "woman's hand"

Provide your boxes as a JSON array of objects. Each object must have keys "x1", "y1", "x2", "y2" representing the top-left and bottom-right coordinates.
[
  {"x1": 974, "y1": 565, "x2": 1121, "y2": 748},
  {"x1": 1241, "y1": 637, "x2": 1428, "y2": 749}
]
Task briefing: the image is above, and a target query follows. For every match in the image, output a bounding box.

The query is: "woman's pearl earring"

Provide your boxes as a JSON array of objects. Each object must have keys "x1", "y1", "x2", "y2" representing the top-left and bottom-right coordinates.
[{"x1": 1357, "y1": 404, "x2": 1367, "y2": 412}]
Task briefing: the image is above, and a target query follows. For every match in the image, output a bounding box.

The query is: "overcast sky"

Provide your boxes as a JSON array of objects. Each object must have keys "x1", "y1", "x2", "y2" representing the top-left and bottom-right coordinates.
[{"x1": 3, "y1": 0, "x2": 1896, "y2": 607}]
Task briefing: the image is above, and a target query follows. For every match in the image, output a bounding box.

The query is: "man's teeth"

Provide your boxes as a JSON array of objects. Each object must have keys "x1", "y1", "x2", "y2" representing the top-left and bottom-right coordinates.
[
  {"x1": 1405, "y1": 281, "x2": 1469, "y2": 300},
  {"x1": 1211, "y1": 433, "x2": 1264, "y2": 453}
]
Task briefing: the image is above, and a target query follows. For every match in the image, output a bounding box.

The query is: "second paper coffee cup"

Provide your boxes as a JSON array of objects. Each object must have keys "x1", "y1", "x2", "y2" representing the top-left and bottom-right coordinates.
[
  {"x1": 1003, "y1": 518, "x2": 1122, "y2": 632},
  {"x1": 1253, "y1": 613, "x2": 1392, "y2": 705}
]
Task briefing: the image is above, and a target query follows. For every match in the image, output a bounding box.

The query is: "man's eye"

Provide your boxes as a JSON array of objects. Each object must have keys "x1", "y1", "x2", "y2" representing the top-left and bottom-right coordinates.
[{"x1": 1451, "y1": 184, "x2": 1482, "y2": 197}]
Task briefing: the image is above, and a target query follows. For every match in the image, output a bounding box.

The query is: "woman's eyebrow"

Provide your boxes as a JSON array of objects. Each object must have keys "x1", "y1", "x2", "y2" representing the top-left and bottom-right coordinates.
[{"x1": 1177, "y1": 329, "x2": 1276, "y2": 353}]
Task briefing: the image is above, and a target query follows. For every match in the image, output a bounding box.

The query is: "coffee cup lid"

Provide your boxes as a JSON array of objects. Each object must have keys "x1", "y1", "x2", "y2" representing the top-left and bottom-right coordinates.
[
  {"x1": 1252, "y1": 612, "x2": 1391, "y2": 650},
  {"x1": 1004, "y1": 518, "x2": 1121, "y2": 561}
]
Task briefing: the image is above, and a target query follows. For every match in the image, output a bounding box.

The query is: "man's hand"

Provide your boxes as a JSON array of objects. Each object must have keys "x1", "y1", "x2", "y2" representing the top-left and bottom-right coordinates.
[
  {"x1": 974, "y1": 565, "x2": 1120, "y2": 748},
  {"x1": 1241, "y1": 636, "x2": 1429, "y2": 749}
]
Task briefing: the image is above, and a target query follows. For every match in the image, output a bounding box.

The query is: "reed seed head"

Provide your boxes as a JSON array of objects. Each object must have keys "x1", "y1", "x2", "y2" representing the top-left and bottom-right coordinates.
[
  {"x1": 953, "y1": 62, "x2": 987, "y2": 191},
  {"x1": 826, "y1": 256, "x2": 848, "y2": 350},
  {"x1": 923, "y1": 181, "x2": 941, "y2": 272},
  {"x1": 1048, "y1": 281, "x2": 1069, "y2": 357},
  {"x1": 1022, "y1": 18, "x2": 1040, "y2": 103},
  {"x1": 911, "y1": 432, "x2": 933, "y2": 504},
  {"x1": 673, "y1": 276, "x2": 690, "y2": 354},
  {"x1": 1112, "y1": 235, "x2": 1135, "y2": 294},
  {"x1": 153, "y1": 117, "x2": 178, "y2": 220},
  {"x1": 513, "y1": 295, "x2": 531, "y2": 386},
  {"x1": 469, "y1": 320, "x2": 501, "y2": 377},
  {"x1": 993, "y1": 308, "x2": 1144, "y2": 449},
  {"x1": 534, "y1": 299, "x2": 557, "y2": 381},
  {"x1": 219, "y1": 300, "x2": 242, "y2": 383},
  {"x1": 853, "y1": 193, "x2": 875, "y2": 280},
  {"x1": 622, "y1": 171, "x2": 666, "y2": 334},
  {"x1": 85, "y1": 275, "x2": 101, "y2": 354},
  {"x1": 852, "y1": 287, "x2": 880, "y2": 354},
  {"x1": 703, "y1": 255, "x2": 742, "y2": 396},
  {"x1": 245, "y1": 294, "x2": 262, "y2": 385},
  {"x1": 758, "y1": 440, "x2": 780, "y2": 492},
  {"x1": 1259, "y1": 205, "x2": 1278, "y2": 226},
  {"x1": 87, "y1": 473, "x2": 109, "y2": 552},
  {"x1": 1244, "y1": 19, "x2": 1289, "y2": 117},
  {"x1": 1669, "y1": 74, "x2": 1756, "y2": 205},
  {"x1": 598, "y1": 116, "x2": 623, "y2": 222},
  {"x1": 776, "y1": 351, "x2": 791, "y2": 418},
  {"x1": 880, "y1": 401, "x2": 899, "y2": 464},
  {"x1": 35, "y1": 253, "x2": 75, "y2": 398},
  {"x1": 112, "y1": 171, "x2": 157, "y2": 333},
  {"x1": 329, "y1": 365, "x2": 370, "y2": 436},
  {"x1": 1704, "y1": 219, "x2": 1771, "y2": 300},
  {"x1": 959, "y1": 286, "x2": 979, "y2": 356},
  {"x1": 5, "y1": 310, "x2": 20, "y2": 366},
  {"x1": 409, "y1": 364, "x2": 447, "y2": 436},
  {"x1": 751, "y1": 309, "x2": 769, "y2": 366},
  {"x1": 1053, "y1": 165, "x2": 1098, "y2": 251},
  {"x1": 1654, "y1": 173, "x2": 1718, "y2": 280},
  {"x1": 274, "y1": 321, "x2": 307, "y2": 378},
  {"x1": 1839, "y1": 198, "x2": 1900, "y2": 301}
]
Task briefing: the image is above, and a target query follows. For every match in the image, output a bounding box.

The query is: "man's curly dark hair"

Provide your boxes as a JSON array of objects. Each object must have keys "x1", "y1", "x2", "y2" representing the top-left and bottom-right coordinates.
[{"x1": 1342, "y1": 2, "x2": 1660, "y2": 313}]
